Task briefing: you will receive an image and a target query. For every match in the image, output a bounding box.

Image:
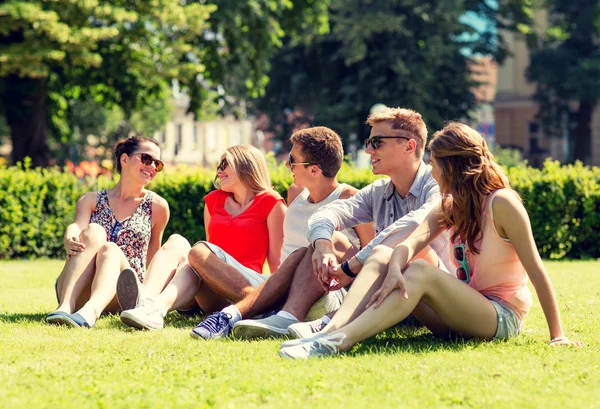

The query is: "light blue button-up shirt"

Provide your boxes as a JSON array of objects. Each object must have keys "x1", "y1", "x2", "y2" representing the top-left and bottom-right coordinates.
[{"x1": 307, "y1": 162, "x2": 451, "y2": 270}]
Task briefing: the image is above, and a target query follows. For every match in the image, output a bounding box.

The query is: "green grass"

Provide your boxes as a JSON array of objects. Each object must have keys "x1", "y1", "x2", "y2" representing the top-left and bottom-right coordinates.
[{"x1": 0, "y1": 259, "x2": 598, "y2": 409}]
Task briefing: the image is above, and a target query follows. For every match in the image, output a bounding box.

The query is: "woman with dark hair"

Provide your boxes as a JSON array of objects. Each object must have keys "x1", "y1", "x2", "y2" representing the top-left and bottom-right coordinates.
[
  {"x1": 280, "y1": 122, "x2": 582, "y2": 359},
  {"x1": 46, "y1": 136, "x2": 176, "y2": 328}
]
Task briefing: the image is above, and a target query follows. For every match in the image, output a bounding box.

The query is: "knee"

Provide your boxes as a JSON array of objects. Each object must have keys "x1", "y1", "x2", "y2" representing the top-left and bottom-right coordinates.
[
  {"x1": 370, "y1": 245, "x2": 393, "y2": 262},
  {"x1": 80, "y1": 223, "x2": 107, "y2": 247},
  {"x1": 162, "y1": 234, "x2": 191, "y2": 254},
  {"x1": 97, "y1": 241, "x2": 122, "y2": 258},
  {"x1": 403, "y1": 259, "x2": 437, "y2": 286},
  {"x1": 188, "y1": 242, "x2": 212, "y2": 268}
]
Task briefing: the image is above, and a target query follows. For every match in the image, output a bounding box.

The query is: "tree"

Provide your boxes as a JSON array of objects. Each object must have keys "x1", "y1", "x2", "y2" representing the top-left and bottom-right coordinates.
[
  {"x1": 0, "y1": 0, "x2": 329, "y2": 166},
  {"x1": 526, "y1": 0, "x2": 600, "y2": 164},
  {"x1": 255, "y1": 0, "x2": 525, "y2": 148}
]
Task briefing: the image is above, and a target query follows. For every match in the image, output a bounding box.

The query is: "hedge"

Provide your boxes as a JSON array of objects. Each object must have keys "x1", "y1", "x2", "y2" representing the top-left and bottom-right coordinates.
[{"x1": 1, "y1": 157, "x2": 599, "y2": 260}]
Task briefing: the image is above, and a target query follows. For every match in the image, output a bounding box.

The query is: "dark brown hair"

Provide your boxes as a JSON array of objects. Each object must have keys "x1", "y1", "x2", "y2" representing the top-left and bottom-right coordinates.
[
  {"x1": 114, "y1": 136, "x2": 160, "y2": 174},
  {"x1": 290, "y1": 126, "x2": 343, "y2": 178},
  {"x1": 428, "y1": 122, "x2": 515, "y2": 254}
]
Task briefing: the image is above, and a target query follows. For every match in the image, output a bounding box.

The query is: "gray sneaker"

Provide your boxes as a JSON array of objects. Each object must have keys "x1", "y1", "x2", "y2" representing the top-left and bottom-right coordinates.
[
  {"x1": 232, "y1": 314, "x2": 299, "y2": 340},
  {"x1": 117, "y1": 268, "x2": 145, "y2": 311},
  {"x1": 120, "y1": 298, "x2": 165, "y2": 330},
  {"x1": 279, "y1": 332, "x2": 346, "y2": 359},
  {"x1": 287, "y1": 318, "x2": 328, "y2": 340}
]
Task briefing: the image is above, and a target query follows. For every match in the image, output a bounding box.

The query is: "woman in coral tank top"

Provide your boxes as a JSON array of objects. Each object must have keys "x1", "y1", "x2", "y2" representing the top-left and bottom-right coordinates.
[{"x1": 279, "y1": 122, "x2": 581, "y2": 359}]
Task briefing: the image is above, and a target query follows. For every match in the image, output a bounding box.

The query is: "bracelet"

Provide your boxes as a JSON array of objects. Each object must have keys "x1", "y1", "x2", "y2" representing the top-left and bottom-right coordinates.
[
  {"x1": 550, "y1": 336, "x2": 567, "y2": 343},
  {"x1": 340, "y1": 261, "x2": 357, "y2": 279}
]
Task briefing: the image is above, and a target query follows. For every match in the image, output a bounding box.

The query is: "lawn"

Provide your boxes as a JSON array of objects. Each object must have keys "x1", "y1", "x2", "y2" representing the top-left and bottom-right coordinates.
[{"x1": 0, "y1": 259, "x2": 598, "y2": 409}]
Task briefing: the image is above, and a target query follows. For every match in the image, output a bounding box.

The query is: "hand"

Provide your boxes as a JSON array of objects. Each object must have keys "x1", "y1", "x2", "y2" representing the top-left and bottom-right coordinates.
[
  {"x1": 327, "y1": 256, "x2": 363, "y2": 291},
  {"x1": 64, "y1": 236, "x2": 85, "y2": 258},
  {"x1": 311, "y1": 239, "x2": 338, "y2": 288},
  {"x1": 365, "y1": 266, "x2": 407, "y2": 309},
  {"x1": 326, "y1": 267, "x2": 353, "y2": 292},
  {"x1": 549, "y1": 336, "x2": 583, "y2": 347}
]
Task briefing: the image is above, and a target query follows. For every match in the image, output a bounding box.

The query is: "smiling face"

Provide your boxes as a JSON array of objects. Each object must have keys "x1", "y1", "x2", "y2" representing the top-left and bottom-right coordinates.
[
  {"x1": 123, "y1": 141, "x2": 162, "y2": 185},
  {"x1": 365, "y1": 121, "x2": 417, "y2": 176},
  {"x1": 216, "y1": 153, "x2": 242, "y2": 192}
]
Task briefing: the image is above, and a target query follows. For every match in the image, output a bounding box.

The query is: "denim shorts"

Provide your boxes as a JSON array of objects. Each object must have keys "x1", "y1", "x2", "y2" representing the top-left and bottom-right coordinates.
[
  {"x1": 488, "y1": 296, "x2": 522, "y2": 340},
  {"x1": 448, "y1": 296, "x2": 522, "y2": 341}
]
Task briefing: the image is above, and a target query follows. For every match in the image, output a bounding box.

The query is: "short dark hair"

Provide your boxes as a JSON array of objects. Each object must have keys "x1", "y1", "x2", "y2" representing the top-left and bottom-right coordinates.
[
  {"x1": 290, "y1": 127, "x2": 343, "y2": 178},
  {"x1": 114, "y1": 136, "x2": 160, "y2": 174}
]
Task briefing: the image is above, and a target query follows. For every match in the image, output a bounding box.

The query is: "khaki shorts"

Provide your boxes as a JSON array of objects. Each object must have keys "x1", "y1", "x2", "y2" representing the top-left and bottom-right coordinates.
[{"x1": 193, "y1": 241, "x2": 267, "y2": 288}]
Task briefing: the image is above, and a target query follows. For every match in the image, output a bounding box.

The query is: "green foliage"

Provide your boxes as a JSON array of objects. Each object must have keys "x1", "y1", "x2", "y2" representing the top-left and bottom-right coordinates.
[
  {"x1": 255, "y1": 0, "x2": 532, "y2": 144},
  {"x1": 1, "y1": 159, "x2": 599, "y2": 259},
  {"x1": 507, "y1": 160, "x2": 600, "y2": 259},
  {"x1": 493, "y1": 146, "x2": 527, "y2": 169},
  {"x1": 526, "y1": 0, "x2": 600, "y2": 163},
  {"x1": 0, "y1": 0, "x2": 330, "y2": 165}
]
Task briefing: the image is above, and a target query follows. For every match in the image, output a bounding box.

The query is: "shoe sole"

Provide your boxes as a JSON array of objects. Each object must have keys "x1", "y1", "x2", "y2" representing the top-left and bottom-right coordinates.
[
  {"x1": 120, "y1": 311, "x2": 162, "y2": 331},
  {"x1": 231, "y1": 322, "x2": 289, "y2": 340},
  {"x1": 117, "y1": 268, "x2": 141, "y2": 311},
  {"x1": 48, "y1": 315, "x2": 86, "y2": 328},
  {"x1": 46, "y1": 315, "x2": 70, "y2": 326}
]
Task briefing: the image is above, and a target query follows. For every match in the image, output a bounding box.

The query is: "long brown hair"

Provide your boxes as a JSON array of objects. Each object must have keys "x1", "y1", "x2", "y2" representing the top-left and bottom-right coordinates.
[{"x1": 428, "y1": 122, "x2": 514, "y2": 253}]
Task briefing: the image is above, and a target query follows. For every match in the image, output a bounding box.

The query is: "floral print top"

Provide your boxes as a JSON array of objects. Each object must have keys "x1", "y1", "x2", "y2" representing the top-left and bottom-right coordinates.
[{"x1": 89, "y1": 189, "x2": 153, "y2": 281}]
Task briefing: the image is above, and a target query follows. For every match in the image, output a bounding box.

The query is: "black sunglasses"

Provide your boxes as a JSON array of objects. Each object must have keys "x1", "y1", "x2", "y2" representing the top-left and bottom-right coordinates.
[
  {"x1": 133, "y1": 152, "x2": 164, "y2": 172},
  {"x1": 217, "y1": 158, "x2": 228, "y2": 172},
  {"x1": 364, "y1": 135, "x2": 411, "y2": 150},
  {"x1": 288, "y1": 154, "x2": 316, "y2": 168}
]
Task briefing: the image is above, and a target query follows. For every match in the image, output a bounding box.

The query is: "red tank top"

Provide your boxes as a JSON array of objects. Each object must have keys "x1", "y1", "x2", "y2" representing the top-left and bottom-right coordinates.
[{"x1": 205, "y1": 189, "x2": 284, "y2": 273}]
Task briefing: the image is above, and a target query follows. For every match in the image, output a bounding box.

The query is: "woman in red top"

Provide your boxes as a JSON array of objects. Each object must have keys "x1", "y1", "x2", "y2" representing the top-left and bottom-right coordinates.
[{"x1": 119, "y1": 145, "x2": 286, "y2": 333}]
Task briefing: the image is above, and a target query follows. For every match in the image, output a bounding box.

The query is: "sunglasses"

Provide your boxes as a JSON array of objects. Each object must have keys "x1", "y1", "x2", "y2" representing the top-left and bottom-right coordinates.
[
  {"x1": 364, "y1": 135, "x2": 411, "y2": 150},
  {"x1": 217, "y1": 158, "x2": 228, "y2": 172},
  {"x1": 133, "y1": 152, "x2": 164, "y2": 172},
  {"x1": 288, "y1": 154, "x2": 315, "y2": 168},
  {"x1": 453, "y1": 243, "x2": 470, "y2": 283}
]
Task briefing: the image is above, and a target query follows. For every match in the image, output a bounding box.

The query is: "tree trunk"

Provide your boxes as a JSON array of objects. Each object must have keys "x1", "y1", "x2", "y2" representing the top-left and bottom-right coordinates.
[
  {"x1": 571, "y1": 99, "x2": 594, "y2": 165},
  {"x1": 3, "y1": 75, "x2": 51, "y2": 167}
]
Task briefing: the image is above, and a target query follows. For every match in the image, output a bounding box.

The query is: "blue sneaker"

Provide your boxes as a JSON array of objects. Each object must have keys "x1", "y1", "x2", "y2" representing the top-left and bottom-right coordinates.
[{"x1": 190, "y1": 312, "x2": 233, "y2": 340}]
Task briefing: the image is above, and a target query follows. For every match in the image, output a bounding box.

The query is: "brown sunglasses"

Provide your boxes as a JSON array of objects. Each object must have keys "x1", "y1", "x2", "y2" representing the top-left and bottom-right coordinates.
[{"x1": 132, "y1": 152, "x2": 164, "y2": 172}]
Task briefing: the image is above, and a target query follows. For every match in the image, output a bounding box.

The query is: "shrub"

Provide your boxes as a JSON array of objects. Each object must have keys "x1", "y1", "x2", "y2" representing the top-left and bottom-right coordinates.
[{"x1": 0, "y1": 158, "x2": 598, "y2": 259}]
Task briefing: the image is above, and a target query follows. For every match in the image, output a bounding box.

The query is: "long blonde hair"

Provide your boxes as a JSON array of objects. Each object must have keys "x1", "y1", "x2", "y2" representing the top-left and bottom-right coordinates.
[
  {"x1": 214, "y1": 145, "x2": 272, "y2": 193},
  {"x1": 428, "y1": 122, "x2": 515, "y2": 254}
]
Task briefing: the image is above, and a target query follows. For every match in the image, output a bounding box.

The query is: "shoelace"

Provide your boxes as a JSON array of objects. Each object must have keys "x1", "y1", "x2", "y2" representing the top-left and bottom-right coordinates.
[
  {"x1": 308, "y1": 320, "x2": 325, "y2": 333},
  {"x1": 143, "y1": 298, "x2": 161, "y2": 317},
  {"x1": 310, "y1": 333, "x2": 346, "y2": 354},
  {"x1": 198, "y1": 312, "x2": 232, "y2": 333}
]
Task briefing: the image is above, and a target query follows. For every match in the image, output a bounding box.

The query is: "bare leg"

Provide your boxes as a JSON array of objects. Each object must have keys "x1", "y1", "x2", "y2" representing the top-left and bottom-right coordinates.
[
  {"x1": 75, "y1": 242, "x2": 130, "y2": 325},
  {"x1": 55, "y1": 223, "x2": 107, "y2": 313},
  {"x1": 188, "y1": 243, "x2": 256, "y2": 302},
  {"x1": 324, "y1": 243, "x2": 439, "y2": 332},
  {"x1": 153, "y1": 263, "x2": 201, "y2": 313},
  {"x1": 143, "y1": 234, "x2": 191, "y2": 297},
  {"x1": 234, "y1": 248, "x2": 307, "y2": 318},
  {"x1": 331, "y1": 260, "x2": 498, "y2": 351}
]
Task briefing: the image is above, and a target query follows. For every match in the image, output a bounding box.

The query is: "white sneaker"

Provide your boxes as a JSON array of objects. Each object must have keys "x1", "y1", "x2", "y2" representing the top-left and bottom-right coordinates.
[
  {"x1": 279, "y1": 333, "x2": 346, "y2": 359},
  {"x1": 120, "y1": 298, "x2": 165, "y2": 330},
  {"x1": 287, "y1": 318, "x2": 328, "y2": 340}
]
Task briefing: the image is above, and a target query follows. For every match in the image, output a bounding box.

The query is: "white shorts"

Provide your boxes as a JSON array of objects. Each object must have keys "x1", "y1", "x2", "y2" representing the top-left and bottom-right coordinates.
[
  {"x1": 305, "y1": 288, "x2": 347, "y2": 322},
  {"x1": 193, "y1": 241, "x2": 267, "y2": 288}
]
